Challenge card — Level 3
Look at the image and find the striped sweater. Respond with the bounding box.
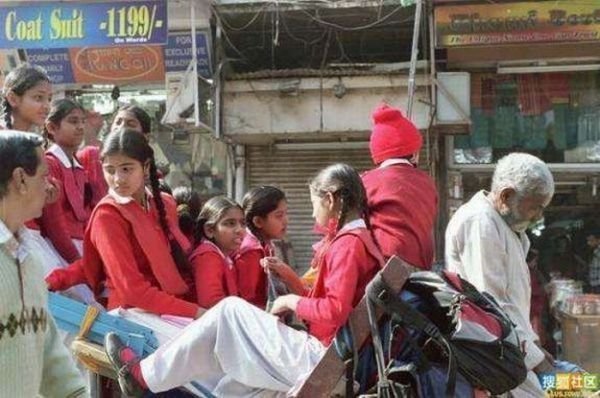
[0,221,87,397]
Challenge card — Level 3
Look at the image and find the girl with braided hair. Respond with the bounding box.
[103,163,384,397]
[0,64,51,131]
[46,128,204,319]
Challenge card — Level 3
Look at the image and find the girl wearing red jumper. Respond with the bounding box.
[191,196,245,309]
[235,185,288,308]
[0,66,65,269]
[46,128,203,319]
[39,99,92,264]
[104,163,383,397]
[77,105,153,209]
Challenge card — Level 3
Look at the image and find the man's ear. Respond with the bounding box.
[499,187,517,205]
[11,167,27,193]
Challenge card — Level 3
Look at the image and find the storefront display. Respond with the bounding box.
[454,71,600,165]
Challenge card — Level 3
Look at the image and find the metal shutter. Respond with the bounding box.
[246,144,373,272]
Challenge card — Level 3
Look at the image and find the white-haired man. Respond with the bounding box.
[445,153,554,397]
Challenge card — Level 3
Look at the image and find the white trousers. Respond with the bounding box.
[140,297,326,397]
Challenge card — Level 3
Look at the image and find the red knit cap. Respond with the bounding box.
[369,103,422,164]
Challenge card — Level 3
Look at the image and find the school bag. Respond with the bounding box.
[360,270,528,397]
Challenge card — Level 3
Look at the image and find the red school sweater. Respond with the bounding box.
[46,192,198,317]
[38,148,91,262]
[295,226,382,346]
[77,146,108,209]
[361,163,438,269]
[233,231,270,308]
[190,240,239,309]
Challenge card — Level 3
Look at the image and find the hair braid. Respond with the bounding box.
[148,159,191,274]
[1,97,13,129]
[336,190,350,233]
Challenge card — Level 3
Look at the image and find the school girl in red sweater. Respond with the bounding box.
[234,185,288,308]
[46,128,203,319]
[191,196,245,309]
[0,64,52,132]
[77,104,153,209]
[105,163,383,397]
[39,99,91,264]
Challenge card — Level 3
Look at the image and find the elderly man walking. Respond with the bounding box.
[0,131,87,397]
[445,153,554,397]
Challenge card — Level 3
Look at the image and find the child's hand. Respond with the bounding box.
[269,294,301,315]
[261,257,293,278]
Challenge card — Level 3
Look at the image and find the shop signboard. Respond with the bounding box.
[69,45,165,84]
[435,1,600,47]
[26,48,74,84]
[164,32,212,78]
[0,0,167,49]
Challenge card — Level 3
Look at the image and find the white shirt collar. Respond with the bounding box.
[0,219,32,262]
[339,218,367,232]
[108,187,153,205]
[48,144,84,169]
[379,158,414,168]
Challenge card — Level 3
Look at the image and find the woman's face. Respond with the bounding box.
[111,110,145,135]
[8,81,52,129]
[102,153,147,200]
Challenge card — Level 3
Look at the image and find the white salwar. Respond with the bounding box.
[139,296,326,397]
[445,191,545,398]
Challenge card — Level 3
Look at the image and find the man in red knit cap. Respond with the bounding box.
[361,103,438,269]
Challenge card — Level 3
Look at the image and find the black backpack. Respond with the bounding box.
[362,270,528,397]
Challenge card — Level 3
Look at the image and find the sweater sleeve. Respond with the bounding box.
[92,206,199,318]
[235,249,268,308]
[296,235,362,326]
[40,315,88,397]
[193,252,229,309]
[45,259,86,291]
[40,158,81,263]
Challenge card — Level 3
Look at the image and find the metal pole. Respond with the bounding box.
[407,0,423,119]
[191,0,200,128]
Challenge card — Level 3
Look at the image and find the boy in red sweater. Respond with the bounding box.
[361,103,438,269]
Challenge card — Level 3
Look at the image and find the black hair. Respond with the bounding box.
[309,163,370,234]
[43,98,85,144]
[173,187,202,239]
[114,104,152,135]
[158,179,172,195]
[100,128,190,274]
[241,186,286,240]
[0,131,44,199]
[194,196,243,245]
[173,186,202,219]
[1,64,50,129]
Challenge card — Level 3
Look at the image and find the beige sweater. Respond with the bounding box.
[0,222,87,397]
